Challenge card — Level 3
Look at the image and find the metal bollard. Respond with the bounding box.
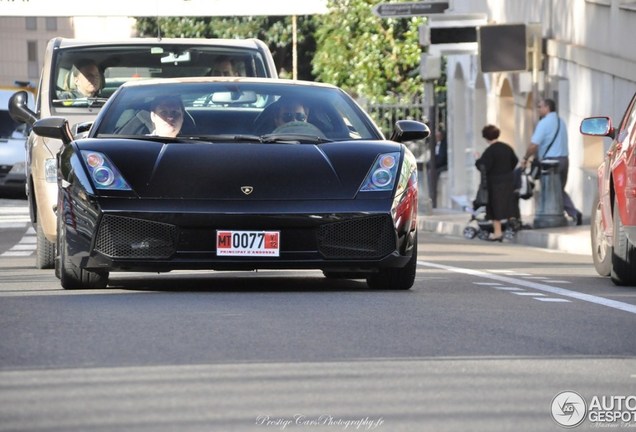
[533,159,568,228]
[417,161,433,215]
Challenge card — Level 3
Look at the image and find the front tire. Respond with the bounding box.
[58,213,108,290]
[591,195,611,276]
[35,222,55,269]
[610,195,636,286]
[367,236,417,290]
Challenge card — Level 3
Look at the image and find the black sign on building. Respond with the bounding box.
[430,27,477,44]
[478,24,528,73]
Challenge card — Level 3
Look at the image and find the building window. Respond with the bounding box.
[45,17,57,31]
[26,17,37,31]
[28,41,39,79]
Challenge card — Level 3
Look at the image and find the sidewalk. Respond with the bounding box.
[418,208,592,256]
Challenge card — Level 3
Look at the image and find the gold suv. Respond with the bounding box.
[9,37,277,268]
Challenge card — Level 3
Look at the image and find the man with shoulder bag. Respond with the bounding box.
[520,98,582,225]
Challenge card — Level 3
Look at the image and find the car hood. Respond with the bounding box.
[0,137,26,165]
[75,139,402,200]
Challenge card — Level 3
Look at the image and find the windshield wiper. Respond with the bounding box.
[178,134,268,143]
[52,97,109,108]
[260,133,333,144]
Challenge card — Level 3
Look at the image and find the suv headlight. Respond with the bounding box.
[45,158,57,183]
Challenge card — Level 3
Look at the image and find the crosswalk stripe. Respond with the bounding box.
[1,251,33,257]
[0,207,30,226]
[0,206,35,257]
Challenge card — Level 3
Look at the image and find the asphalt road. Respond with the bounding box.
[1,198,635,431]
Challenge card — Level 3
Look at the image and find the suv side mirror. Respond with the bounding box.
[8,90,38,126]
[33,117,74,145]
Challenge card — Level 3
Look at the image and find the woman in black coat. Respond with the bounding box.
[475,124,519,241]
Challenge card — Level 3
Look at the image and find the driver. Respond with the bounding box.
[274,101,308,128]
[60,59,103,99]
[149,95,184,137]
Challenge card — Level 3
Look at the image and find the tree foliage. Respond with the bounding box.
[313,0,424,103]
[135,16,316,80]
[135,0,424,102]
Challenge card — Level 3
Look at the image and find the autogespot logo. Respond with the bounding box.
[551,391,587,428]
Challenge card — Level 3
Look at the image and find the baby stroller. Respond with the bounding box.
[462,206,524,241]
[462,165,530,241]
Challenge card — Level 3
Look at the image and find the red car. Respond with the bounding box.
[580,92,636,286]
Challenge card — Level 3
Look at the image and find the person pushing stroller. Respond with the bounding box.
[473,124,519,242]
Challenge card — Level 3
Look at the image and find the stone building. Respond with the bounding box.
[437,0,636,219]
[0,17,135,88]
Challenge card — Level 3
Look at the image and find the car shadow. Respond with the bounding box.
[107,271,376,292]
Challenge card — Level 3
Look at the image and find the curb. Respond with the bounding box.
[418,212,592,256]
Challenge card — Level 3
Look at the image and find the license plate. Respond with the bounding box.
[216,230,280,256]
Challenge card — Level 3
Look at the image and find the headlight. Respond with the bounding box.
[8,162,26,175]
[359,152,400,192]
[45,158,57,183]
[81,151,131,190]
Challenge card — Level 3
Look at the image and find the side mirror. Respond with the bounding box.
[580,116,615,139]
[33,117,74,145]
[8,91,38,126]
[390,120,430,143]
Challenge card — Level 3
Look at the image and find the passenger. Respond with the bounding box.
[212,56,238,77]
[149,95,184,137]
[60,59,103,99]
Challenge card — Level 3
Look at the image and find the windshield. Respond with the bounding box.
[51,44,271,108]
[94,81,382,142]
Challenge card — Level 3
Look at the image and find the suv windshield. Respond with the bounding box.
[51,44,271,108]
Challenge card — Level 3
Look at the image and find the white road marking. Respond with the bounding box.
[535,297,571,303]
[0,210,35,257]
[9,244,34,251]
[0,207,30,226]
[420,260,636,315]
[2,251,33,257]
[512,292,545,296]
[487,270,532,276]
[0,223,28,229]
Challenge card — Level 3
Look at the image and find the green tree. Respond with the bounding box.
[135,2,428,105]
[313,0,424,103]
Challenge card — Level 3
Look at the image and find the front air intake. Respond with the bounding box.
[317,215,396,259]
[95,214,177,259]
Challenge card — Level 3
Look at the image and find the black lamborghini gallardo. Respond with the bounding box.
[10,78,429,289]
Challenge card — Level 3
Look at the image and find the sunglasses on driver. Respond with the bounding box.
[281,112,307,123]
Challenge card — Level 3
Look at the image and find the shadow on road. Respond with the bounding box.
[107,271,377,292]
